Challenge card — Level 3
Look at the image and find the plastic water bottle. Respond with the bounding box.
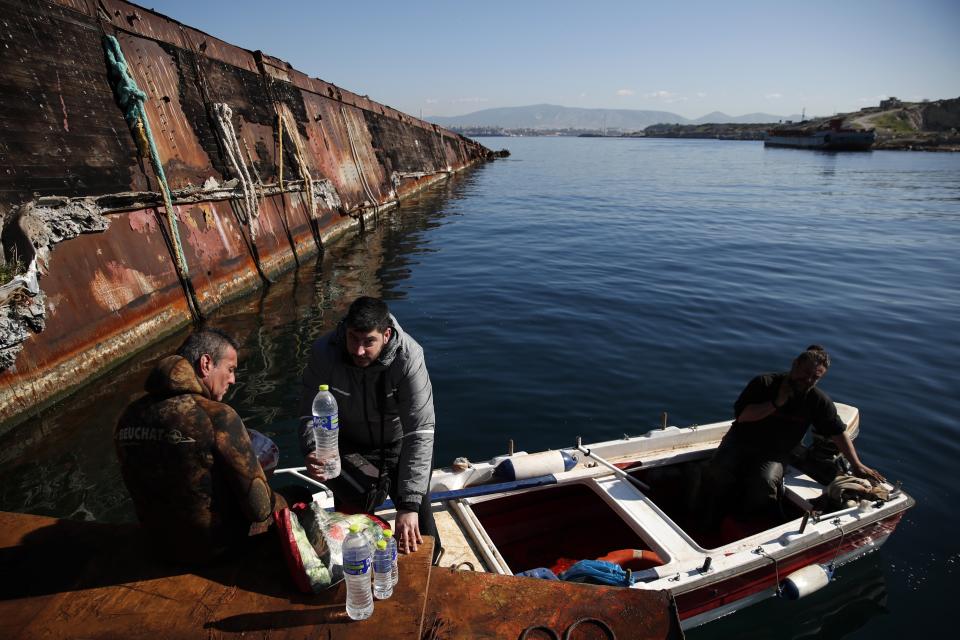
[343,523,374,620]
[373,539,394,600]
[311,384,340,479]
[383,528,399,585]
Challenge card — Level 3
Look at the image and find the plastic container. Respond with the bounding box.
[383,529,399,585]
[373,539,394,600]
[343,523,374,620]
[311,384,340,479]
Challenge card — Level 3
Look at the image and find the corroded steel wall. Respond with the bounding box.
[0,0,492,427]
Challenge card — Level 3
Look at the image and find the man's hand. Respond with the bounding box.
[304,451,333,481]
[851,462,886,485]
[394,510,423,554]
[831,433,886,486]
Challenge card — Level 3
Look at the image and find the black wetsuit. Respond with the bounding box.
[115,355,282,565]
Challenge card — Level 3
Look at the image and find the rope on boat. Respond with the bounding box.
[102,35,203,323]
[276,106,319,223]
[826,518,846,573]
[277,109,285,190]
[753,546,782,597]
[210,102,273,282]
[272,107,321,256]
[212,103,260,236]
[274,103,324,253]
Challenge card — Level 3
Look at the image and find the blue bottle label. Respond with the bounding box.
[374,553,392,572]
[312,415,339,431]
[343,556,371,576]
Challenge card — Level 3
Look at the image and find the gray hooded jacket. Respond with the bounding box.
[298,314,435,510]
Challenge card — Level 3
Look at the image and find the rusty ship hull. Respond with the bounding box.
[0,0,495,429]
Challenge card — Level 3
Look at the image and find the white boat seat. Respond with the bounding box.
[782,467,824,511]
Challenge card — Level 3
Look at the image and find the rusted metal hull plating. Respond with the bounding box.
[0,0,495,428]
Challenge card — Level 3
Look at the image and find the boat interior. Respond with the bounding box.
[462,450,829,576]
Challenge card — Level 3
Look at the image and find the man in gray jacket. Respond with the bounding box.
[299,296,438,559]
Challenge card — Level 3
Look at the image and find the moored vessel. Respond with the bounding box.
[374,403,912,630]
[765,118,875,150]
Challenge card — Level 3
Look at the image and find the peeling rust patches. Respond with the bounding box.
[0,0,495,430]
[128,210,159,235]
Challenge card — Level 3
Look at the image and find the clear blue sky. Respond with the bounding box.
[144,0,959,119]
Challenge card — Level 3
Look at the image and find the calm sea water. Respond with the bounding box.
[2,137,958,638]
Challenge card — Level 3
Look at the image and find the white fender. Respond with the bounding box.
[781,564,832,600]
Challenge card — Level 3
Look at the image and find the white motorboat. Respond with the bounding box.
[388,403,913,630]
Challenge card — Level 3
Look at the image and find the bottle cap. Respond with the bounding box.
[349,523,361,533]
[318,384,329,391]
[377,539,387,550]
[383,529,394,538]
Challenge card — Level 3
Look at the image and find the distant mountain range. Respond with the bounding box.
[426,104,800,130]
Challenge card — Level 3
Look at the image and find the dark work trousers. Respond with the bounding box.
[698,436,785,526]
[325,460,441,564]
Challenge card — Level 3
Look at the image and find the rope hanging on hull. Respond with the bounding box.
[212,102,261,237]
[271,105,325,255]
[102,35,203,323]
[275,106,318,223]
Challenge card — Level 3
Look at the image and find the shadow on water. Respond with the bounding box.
[0,171,481,524]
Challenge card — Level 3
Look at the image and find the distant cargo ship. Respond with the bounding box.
[765,118,875,150]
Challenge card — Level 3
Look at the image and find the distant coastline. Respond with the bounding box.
[452,97,960,152]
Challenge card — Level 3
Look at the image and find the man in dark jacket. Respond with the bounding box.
[702,345,884,523]
[115,328,285,565]
[299,296,437,559]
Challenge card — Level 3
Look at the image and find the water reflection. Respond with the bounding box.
[0,171,478,523]
[689,555,889,639]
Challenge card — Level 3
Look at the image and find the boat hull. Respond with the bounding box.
[764,130,875,151]
[675,509,906,628]
[417,405,914,630]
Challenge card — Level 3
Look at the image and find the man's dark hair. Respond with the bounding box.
[177,328,239,367]
[345,296,392,333]
[795,344,831,369]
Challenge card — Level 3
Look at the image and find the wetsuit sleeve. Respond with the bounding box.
[734,375,773,419]
[213,405,275,523]
[395,342,435,511]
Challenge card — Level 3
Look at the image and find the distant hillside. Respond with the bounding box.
[427,104,795,131]
[852,97,960,150]
[638,96,960,151]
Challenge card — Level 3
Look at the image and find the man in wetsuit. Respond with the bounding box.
[299,296,438,561]
[115,328,286,565]
[702,345,884,523]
